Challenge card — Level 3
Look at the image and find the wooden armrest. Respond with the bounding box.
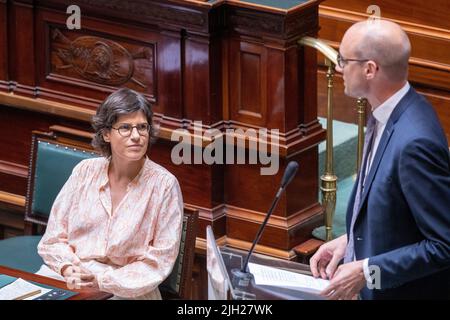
[293,238,324,263]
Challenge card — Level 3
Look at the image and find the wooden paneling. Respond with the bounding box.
[318,10,450,90]
[0,0,7,90]
[225,149,319,217]
[40,0,214,33]
[8,0,36,96]
[317,70,450,143]
[265,45,287,131]
[0,192,25,239]
[300,45,321,128]
[224,148,323,250]
[229,40,267,126]
[0,106,90,165]
[321,0,450,30]
[0,161,27,196]
[183,34,222,124]
[0,105,93,197]
[156,32,183,119]
[317,0,450,143]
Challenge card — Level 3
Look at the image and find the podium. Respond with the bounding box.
[222,247,323,300]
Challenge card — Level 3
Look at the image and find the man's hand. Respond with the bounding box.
[320,260,366,300]
[310,235,347,280]
[62,265,98,290]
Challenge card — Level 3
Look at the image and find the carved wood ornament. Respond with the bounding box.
[52,28,151,89]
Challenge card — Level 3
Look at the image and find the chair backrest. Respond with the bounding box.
[159,207,198,299]
[24,132,99,234]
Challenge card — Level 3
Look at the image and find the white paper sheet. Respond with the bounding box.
[248,262,330,294]
[0,278,51,300]
[35,264,65,281]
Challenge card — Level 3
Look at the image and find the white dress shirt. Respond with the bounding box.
[361,82,410,283]
[366,82,411,175]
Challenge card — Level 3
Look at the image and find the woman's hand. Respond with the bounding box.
[62,265,98,290]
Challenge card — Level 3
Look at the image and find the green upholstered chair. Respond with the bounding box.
[24,132,100,236]
[159,207,198,299]
[0,131,199,299]
[0,132,98,273]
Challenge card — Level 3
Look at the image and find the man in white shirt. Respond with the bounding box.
[309,20,450,299]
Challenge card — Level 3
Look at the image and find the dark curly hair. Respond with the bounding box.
[92,88,156,157]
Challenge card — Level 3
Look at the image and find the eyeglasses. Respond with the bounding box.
[337,52,370,68]
[110,123,150,137]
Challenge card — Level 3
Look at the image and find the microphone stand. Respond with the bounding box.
[231,161,299,288]
[231,186,284,287]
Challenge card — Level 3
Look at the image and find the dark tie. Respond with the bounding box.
[344,114,377,263]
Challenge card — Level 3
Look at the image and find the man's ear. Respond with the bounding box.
[102,129,111,143]
[365,61,378,80]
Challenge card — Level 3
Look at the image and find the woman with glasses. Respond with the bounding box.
[38,88,183,300]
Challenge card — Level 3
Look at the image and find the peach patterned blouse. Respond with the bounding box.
[37,157,183,299]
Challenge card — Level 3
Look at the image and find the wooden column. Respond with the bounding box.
[223,3,325,257]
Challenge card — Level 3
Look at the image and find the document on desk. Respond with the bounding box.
[0,278,51,300]
[248,263,330,294]
[35,264,65,281]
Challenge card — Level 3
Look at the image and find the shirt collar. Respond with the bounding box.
[372,82,410,125]
[98,156,149,190]
[129,156,149,186]
[99,158,110,189]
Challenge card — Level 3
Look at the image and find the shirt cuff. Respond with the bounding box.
[96,271,109,293]
[58,263,73,276]
[363,258,372,283]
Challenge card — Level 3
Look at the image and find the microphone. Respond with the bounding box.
[231,161,299,288]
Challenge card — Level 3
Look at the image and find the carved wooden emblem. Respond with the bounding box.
[51,28,154,91]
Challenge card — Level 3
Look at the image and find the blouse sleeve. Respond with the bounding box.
[37,162,85,275]
[96,176,184,298]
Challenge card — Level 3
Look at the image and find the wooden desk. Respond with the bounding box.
[0,266,112,300]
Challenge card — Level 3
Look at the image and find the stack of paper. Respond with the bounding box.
[0,278,51,300]
[248,262,330,294]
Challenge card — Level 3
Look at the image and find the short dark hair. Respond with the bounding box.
[92,88,155,157]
